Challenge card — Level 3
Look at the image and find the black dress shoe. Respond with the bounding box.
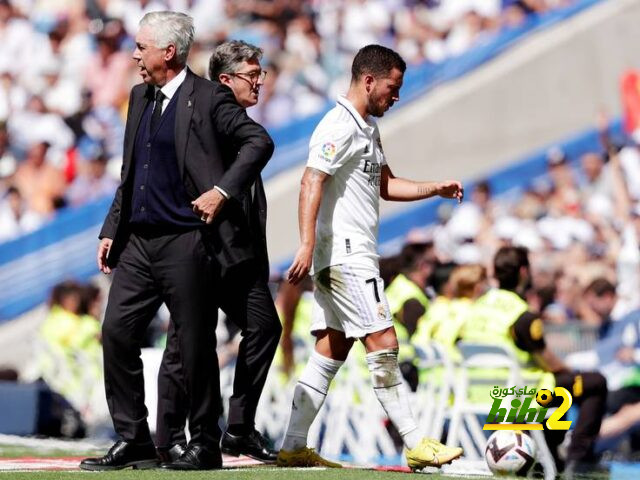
[157,443,186,463]
[80,440,158,471]
[221,429,277,463]
[161,443,222,470]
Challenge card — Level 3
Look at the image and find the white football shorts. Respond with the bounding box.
[311,264,392,339]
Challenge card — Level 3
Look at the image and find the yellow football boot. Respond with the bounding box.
[405,438,463,470]
[276,447,342,468]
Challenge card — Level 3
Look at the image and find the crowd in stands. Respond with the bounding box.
[421,117,640,329]
[0,0,576,244]
[8,0,640,462]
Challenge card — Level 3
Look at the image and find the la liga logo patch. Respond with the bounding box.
[320,142,337,160]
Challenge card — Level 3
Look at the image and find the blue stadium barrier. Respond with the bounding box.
[0,197,111,321]
[262,0,605,181]
[0,381,40,435]
[0,0,610,322]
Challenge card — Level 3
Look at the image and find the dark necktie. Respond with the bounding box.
[150,89,165,132]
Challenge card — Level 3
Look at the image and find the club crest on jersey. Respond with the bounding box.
[320,142,337,161]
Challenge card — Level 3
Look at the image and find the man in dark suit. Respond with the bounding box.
[156,40,281,464]
[79,12,273,471]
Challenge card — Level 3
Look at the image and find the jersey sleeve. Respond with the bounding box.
[307,123,354,175]
[511,311,546,353]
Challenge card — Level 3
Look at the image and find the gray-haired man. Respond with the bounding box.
[156,40,281,465]
[81,15,274,471]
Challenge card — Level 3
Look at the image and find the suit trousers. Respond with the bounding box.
[102,228,221,448]
[155,260,282,448]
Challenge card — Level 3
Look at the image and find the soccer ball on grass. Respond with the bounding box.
[484,430,536,476]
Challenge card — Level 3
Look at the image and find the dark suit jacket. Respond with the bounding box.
[248,175,269,282]
[209,81,270,282]
[100,69,274,270]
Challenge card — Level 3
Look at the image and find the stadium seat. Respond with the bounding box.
[448,342,557,480]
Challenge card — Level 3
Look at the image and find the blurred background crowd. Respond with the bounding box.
[3,0,640,466]
[0,0,574,243]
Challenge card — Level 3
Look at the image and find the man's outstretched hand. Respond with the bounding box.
[436,180,464,203]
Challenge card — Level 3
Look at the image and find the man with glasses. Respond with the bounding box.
[156,40,280,466]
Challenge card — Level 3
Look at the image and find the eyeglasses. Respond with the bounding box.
[230,69,268,84]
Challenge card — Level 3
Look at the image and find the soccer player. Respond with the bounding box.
[279,44,464,470]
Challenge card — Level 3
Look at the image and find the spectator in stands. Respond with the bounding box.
[0,0,575,242]
[579,152,612,200]
[545,146,581,218]
[0,122,16,180]
[0,185,42,243]
[11,141,66,214]
[542,269,579,325]
[66,146,118,206]
[8,94,74,159]
[40,57,83,119]
[460,246,608,474]
[84,19,133,110]
[581,277,617,338]
[594,306,640,456]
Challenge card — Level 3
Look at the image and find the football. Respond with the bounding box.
[484,430,537,476]
[536,389,554,407]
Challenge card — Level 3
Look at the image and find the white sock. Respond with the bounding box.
[366,348,421,450]
[281,350,343,451]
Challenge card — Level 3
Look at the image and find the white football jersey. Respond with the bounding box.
[306,95,387,274]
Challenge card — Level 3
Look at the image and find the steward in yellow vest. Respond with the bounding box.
[461,246,607,473]
[412,264,485,393]
[385,242,436,390]
[419,264,487,362]
[386,273,429,361]
[463,287,555,390]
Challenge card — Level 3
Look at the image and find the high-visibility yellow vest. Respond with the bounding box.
[412,295,451,348]
[461,288,554,398]
[386,273,430,320]
[428,297,473,363]
[411,296,462,388]
[385,274,430,363]
[37,306,103,407]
